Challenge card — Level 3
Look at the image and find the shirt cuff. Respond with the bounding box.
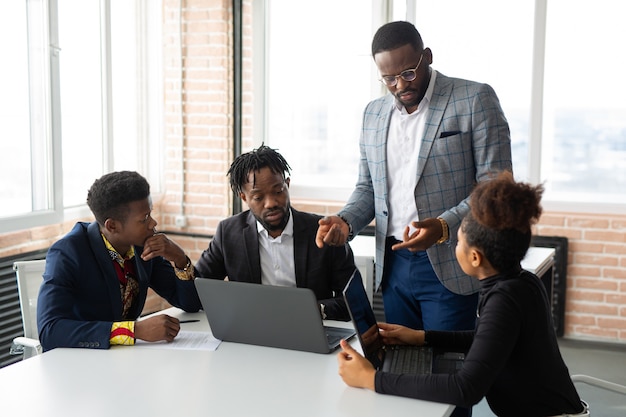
[110,321,135,345]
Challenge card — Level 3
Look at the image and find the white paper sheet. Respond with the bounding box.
[135,330,222,351]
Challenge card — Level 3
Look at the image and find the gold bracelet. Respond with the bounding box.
[435,217,449,245]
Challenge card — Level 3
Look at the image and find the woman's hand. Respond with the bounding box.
[378,322,425,346]
[337,340,376,390]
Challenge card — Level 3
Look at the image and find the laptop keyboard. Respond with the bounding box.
[326,332,342,346]
[389,346,433,375]
[325,326,355,347]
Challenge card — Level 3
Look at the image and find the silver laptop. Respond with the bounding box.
[342,270,465,374]
[194,278,355,354]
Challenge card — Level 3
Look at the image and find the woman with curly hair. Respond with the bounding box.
[337,171,587,416]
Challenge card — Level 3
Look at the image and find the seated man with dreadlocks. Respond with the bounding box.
[194,144,356,321]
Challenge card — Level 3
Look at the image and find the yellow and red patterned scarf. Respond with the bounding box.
[102,234,140,319]
[102,234,139,346]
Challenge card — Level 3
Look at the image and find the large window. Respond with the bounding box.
[407,0,534,183]
[255,0,381,201]
[542,0,626,206]
[257,0,532,201]
[58,0,105,207]
[257,0,625,212]
[0,0,163,233]
[0,1,51,220]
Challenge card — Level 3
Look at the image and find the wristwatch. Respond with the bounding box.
[435,217,449,245]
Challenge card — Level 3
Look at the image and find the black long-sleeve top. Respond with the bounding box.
[374,269,583,416]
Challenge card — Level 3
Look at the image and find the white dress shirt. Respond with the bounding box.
[386,70,438,240]
[257,209,297,287]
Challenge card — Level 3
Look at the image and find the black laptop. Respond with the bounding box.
[342,270,465,374]
[195,278,355,354]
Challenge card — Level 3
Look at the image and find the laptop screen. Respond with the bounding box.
[342,271,385,369]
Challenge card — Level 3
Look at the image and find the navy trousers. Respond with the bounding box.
[381,238,478,331]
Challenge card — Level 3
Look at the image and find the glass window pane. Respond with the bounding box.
[0,1,51,218]
[409,0,534,182]
[58,0,104,207]
[543,0,626,203]
[265,0,376,190]
[0,2,32,217]
[111,0,139,172]
[111,0,162,192]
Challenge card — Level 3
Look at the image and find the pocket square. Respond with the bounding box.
[439,130,462,138]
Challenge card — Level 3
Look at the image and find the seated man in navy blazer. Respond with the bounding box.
[194,145,356,321]
[37,171,202,351]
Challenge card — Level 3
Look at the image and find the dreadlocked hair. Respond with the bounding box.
[227,144,292,194]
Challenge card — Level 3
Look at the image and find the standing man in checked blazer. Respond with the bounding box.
[316,21,512,333]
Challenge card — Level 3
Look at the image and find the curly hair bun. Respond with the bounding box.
[470,171,544,233]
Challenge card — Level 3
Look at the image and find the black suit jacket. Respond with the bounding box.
[194,208,356,320]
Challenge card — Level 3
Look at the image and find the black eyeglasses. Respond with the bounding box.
[379,54,424,87]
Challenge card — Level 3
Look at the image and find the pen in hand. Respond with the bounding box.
[179,319,200,324]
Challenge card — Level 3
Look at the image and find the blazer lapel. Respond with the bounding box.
[244,212,262,284]
[87,222,124,319]
[130,251,149,317]
[291,209,309,288]
[417,73,452,180]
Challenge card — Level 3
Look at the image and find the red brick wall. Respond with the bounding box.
[535,212,626,341]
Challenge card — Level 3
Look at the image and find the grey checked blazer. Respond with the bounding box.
[339,72,512,295]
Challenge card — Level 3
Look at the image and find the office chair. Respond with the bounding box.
[571,374,626,395]
[9,259,46,359]
[571,374,626,416]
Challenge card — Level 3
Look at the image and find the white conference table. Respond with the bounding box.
[351,235,555,277]
[0,308,453,417]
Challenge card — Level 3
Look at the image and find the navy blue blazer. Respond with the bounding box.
[194,208,356,321]
[37,222,202,351]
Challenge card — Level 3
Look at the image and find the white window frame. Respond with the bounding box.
[0,0,163,233]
